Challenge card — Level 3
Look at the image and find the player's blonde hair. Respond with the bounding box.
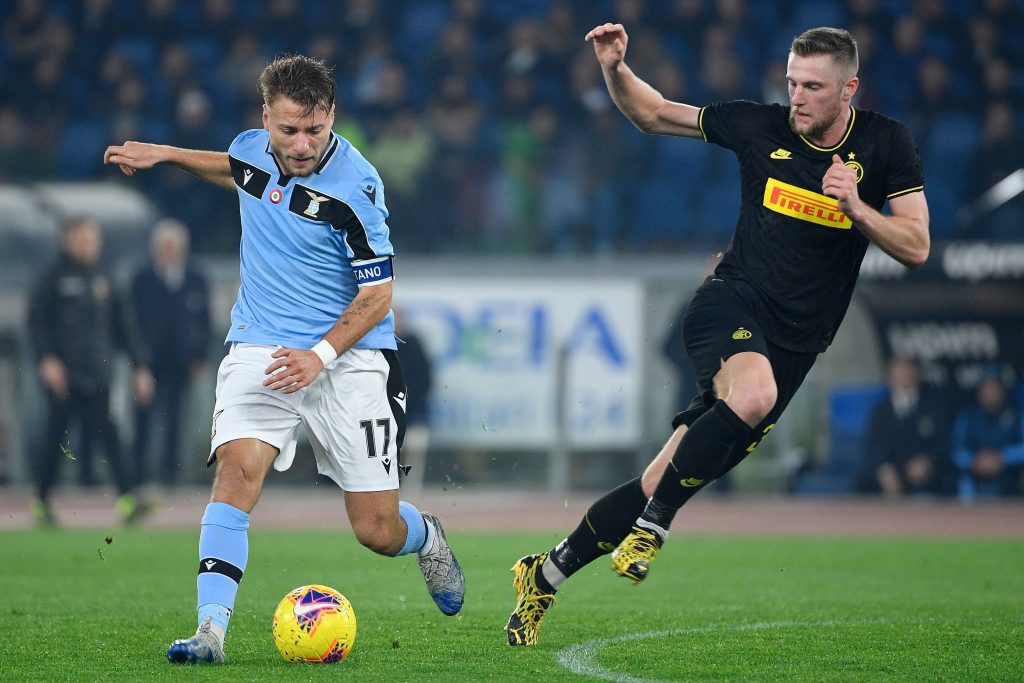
[791,27,859,81]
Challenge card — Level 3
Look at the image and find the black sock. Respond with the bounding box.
[642,400,750,529]
[549,477,648,583]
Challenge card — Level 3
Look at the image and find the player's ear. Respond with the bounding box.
[262,104,270,131]
[843,76,859,102]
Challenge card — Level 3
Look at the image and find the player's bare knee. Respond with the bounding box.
[726,383,777,426]
[351,518,402,555]
[211,464,258,507]
[223,458,260,488]
[354,528,399,555]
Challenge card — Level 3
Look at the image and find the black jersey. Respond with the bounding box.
[699,101,924,352]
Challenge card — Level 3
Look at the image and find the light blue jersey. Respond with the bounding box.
[225,129,396,350]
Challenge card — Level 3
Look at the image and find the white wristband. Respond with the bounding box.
[311,340,337,367]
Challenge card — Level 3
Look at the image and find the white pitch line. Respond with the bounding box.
[555,619,881,683]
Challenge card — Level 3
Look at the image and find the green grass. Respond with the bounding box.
[0,530,1021,681]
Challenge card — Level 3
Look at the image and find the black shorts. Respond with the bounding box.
[671,277,817,446]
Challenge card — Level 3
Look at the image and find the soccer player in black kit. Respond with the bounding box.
[506,24,930,645]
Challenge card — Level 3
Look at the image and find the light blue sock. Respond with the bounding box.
[395,501,427,556]
[196,502,250,632]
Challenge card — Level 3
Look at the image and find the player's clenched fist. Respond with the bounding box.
[822,153,862,218]
[103,141,167,176]
[585,23,628,68]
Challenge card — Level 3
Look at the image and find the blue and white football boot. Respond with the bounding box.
[417,513,465,616]
[167,618,225,664]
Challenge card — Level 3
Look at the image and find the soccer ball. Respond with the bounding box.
[272,584,357,663]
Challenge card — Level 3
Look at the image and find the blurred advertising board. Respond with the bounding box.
[396,279,643,449]
[859,242,1024,389]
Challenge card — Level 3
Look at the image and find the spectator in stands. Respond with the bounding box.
[7,0,1019,250]
[951,368,1024,501]
[27,217,155,526]
[0,107,32,181]
[131,218,211,487]
[367,108,433,250]
[422,74,489,250]
[855,356,953,497]
[534,104,589,254]
[907,56,955,143]
[981,56,1022,108]
[3,0,65,71]
[965,101,1024,239]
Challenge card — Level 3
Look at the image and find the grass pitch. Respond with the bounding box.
[0,529,1021,681]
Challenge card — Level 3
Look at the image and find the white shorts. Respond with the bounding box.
[209,343,406,492]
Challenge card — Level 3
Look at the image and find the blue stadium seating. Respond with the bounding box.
[922,114,981,237]
[56,120,110,181]
[792,384,887,495]
[6,0,1016,251]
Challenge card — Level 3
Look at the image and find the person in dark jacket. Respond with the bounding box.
[855,356,954,496]
[952,369,1024,501]
[131,218,211,486]
[394,308,433,493]
[27,217,155,525]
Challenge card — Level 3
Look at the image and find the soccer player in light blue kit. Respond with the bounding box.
[104,55,464,664]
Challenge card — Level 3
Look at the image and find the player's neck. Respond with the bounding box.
[805,105,852,148]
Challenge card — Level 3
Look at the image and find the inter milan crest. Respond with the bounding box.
[845,152,864,183]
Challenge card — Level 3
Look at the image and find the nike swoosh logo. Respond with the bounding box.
[293,602,333,617]
[769,150,792,160]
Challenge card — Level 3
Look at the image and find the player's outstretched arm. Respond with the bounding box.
[822,154,930,269]
[103,141,235,191]
[585,23,702,139]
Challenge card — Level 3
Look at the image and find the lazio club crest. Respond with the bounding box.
[303,190,330,217]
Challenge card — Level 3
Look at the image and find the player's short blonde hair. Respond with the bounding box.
[791,27,859,81]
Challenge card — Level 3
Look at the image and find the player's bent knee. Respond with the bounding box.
[352,525,400,555]
[211,467,262,512]
[727,384,777,426]
[350,514,403,555]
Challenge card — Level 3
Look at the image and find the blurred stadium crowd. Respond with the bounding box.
[2,0,1022,254]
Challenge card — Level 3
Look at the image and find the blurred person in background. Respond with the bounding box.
[27,217,155,526]
[366,108,433,251]
[105,54,463,665]
[855,356,953,497]
[393,308,434,495]
[952,368,1024,501]
[507,23,930,646]
[131,218,212,487]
